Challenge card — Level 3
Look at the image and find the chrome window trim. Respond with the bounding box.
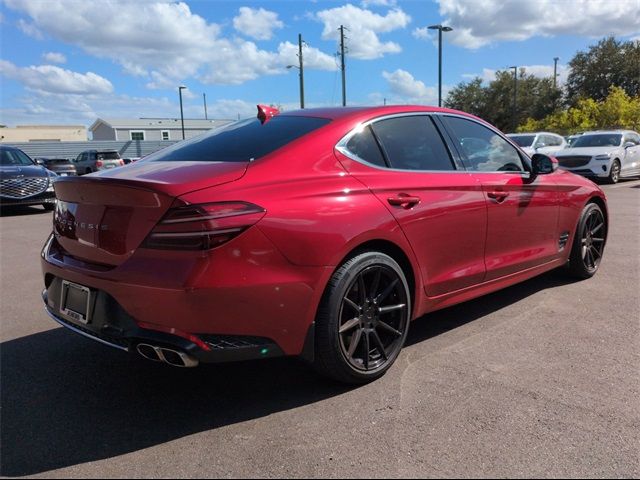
[335,111,531,177]
[334,112,461,174]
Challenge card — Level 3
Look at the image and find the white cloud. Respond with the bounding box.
[0,60,113,95]
[17,18,42,39]
[438,0,640,49]
[276,41,338,71]
[42,52,66,64]
[233,7,283,41]
[382,69,439,105]
[4,0,335,88]
[360,0,397,7]
[412,27,434,41]
[315,4,411,60]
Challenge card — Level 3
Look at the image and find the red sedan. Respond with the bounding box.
[41,106,608,383]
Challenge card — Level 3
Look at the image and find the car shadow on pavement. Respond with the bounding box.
[0,205,53,217]
[0,271,574,477]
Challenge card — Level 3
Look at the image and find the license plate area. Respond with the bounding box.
[60,280,92,325]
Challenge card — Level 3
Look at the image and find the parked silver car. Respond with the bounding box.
[554,130,640,183]
[73,149,125,175]
[507,132,567,156]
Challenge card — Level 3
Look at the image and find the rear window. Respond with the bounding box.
[572,134,622,148]
[146,116,331,163]
[97,151,121,160]
[508,135,535,147]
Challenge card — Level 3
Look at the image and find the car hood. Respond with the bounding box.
[555,146,620,157]
[0,164,49,180]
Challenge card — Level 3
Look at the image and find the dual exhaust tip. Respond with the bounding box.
[136,343,199,368]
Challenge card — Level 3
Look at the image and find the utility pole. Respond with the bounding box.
[428,25,453,107]
[340,25,346,107]
[509,66,517,132]
[178,86,186,140]
[203,93,208,120]
[553,57,559,90]
[298,34,305,109]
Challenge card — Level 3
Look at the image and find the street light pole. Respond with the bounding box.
[178,86,186,140]
[428,24,453,107]
[509,66,517,131]
[553,57,559,90]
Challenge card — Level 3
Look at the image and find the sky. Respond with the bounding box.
[0,0,638,126]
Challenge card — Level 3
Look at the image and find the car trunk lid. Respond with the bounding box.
[53,161,248,266]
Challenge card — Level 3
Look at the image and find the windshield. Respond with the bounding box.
[572,134,622,148]
[508,135,536,147]
[0,148,35,166]
[145,116,331,163]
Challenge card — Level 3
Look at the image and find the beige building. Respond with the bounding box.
[0,125,88,142]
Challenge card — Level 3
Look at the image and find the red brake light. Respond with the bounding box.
[119,159,125,166]
[142,202,266,250]
[96,160,104,167]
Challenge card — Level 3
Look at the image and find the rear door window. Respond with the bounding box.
[146,116,331,163]
[370,116,455,171]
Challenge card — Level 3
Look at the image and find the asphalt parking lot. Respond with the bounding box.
[1,180,639,478]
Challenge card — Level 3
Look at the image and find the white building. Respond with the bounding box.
[90,117,233,141]
[0,125,87,142]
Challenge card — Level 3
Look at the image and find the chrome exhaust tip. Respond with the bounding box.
[136,343,199,368]
[137,343,162,362]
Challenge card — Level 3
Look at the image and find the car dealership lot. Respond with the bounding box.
[1,180,639,478]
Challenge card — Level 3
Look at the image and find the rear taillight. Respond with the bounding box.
[118,159,125,166]
[142,201,266,250]
[96,160,104,167]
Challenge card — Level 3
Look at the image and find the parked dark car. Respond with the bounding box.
[35,157,77,176]
[1,146,57,210]
[73,149,125,175]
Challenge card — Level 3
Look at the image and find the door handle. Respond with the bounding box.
[487,191,510,203]
[387,194,421,209]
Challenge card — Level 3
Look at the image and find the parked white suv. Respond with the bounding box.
[554,130,640,183]
[507,132,567,156]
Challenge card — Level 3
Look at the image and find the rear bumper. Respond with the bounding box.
[41,227,331,359]
[42,286,285,363]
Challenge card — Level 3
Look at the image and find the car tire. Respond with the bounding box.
[606,160,621,184]
[85,168,92,175]
[566,202,607,279]
[42,203,55,211]
[313,251,411,384]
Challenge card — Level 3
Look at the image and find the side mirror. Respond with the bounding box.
[531,153,558,175]
[624,142,635,149]
[534,143,546,150]
[35,158,45,165]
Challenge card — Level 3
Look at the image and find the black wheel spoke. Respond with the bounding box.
[340,317,360,334]
[348,328,362,357]
[375,278,399,303]
[369,269,382,300]
[371,331,387,360]
[591,223,604,235]
[343,297,360,313]
[592,237,605,243]
[358,274,367,304]
[590,246,601,260]
[362,331,370,369]
[378,303,406,314]
[377,320,402,337]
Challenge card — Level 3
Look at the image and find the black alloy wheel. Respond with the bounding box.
[314,252,411,384]
[566,202,607,279]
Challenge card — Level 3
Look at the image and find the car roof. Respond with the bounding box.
[281,105,478,122]
[580,130,634,135]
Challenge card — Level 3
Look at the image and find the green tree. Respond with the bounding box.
[566,37,640,105]
[445,69,560,131]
